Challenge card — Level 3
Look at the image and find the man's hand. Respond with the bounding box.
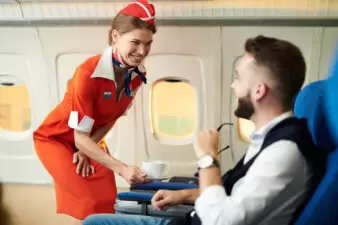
[151,190,184,211]
[193,129,219,158]
[73,151,95,178]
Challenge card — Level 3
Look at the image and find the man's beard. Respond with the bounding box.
[234,94,254,120]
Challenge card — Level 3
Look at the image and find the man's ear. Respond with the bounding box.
[253,83,268,101]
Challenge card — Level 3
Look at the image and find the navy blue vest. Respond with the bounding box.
[168,117,326,225]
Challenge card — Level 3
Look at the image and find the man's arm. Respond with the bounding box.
[193,129,223,193]
[195,140,309,225]
[180,188,199,205]
[151,188,199,210]
[198,166,222,193]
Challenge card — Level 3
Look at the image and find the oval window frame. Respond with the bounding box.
[149,76,199,145]
[0,74,33,141]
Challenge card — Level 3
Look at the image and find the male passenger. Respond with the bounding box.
[83,35,325,225]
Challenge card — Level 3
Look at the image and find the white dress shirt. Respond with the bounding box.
[195,112,312,225]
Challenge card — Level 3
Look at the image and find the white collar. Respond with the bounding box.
[249,111,293,141]
[90,46,147,81]
[91,46,116,81]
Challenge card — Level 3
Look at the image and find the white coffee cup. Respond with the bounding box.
[142,161,167,178]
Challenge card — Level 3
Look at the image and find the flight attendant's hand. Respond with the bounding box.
[120,165,149,185]
[73,151,95,178]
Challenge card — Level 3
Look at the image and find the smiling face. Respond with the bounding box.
[231,54,256,120]
[112,28,153,66]
[108,14,156,67]
[231,35,307,122]
[231,53,271,120]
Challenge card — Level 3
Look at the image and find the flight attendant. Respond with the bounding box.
[33,0,156,223]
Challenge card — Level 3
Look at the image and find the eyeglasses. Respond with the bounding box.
[216,122,233,155]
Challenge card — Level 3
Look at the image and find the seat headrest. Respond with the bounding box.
[322,43,338,146]
[294,80,335,152]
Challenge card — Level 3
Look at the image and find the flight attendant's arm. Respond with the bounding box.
[90,121,115,144]
[75,130,147,184]
[69,66,147,184]
[74,130,126,174]
[73,121,116,177]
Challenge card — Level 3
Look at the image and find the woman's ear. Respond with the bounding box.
[111,29,119,44]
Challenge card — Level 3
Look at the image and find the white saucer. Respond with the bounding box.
[148,176,169,181]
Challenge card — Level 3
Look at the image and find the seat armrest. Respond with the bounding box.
[169,176,198,185]
[117,191,195,207]
[131,181,198,191]
[117,192,154,203]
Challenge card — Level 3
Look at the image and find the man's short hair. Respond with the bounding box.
[244,35,306,109]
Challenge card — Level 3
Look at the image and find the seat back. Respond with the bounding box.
[294,49,338,224]
[294,80,334,152]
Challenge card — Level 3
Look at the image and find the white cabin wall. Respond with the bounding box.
[4,25,336,186]
[0,27,53,184]
[136,26,222,178]
[319,28,338,80]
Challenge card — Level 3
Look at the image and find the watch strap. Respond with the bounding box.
[197,155,220,170]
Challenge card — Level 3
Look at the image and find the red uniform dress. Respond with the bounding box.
[33,0,155,219]
[33,46,146,219]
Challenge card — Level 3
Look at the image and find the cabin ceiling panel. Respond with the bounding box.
[0,0,338,22]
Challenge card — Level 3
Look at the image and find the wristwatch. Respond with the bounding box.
[197,154,220,169]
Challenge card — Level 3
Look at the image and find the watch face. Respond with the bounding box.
[198,155,213,168]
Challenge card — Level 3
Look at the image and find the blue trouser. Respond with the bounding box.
[83,214,171,225]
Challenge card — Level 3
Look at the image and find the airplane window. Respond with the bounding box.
[238,118,255,143]
[150,78,197,142]
[0,75,31,132]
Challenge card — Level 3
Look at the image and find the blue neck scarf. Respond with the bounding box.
[112,56,147,98]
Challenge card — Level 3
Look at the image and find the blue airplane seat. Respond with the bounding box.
[325,76,338,147]
[293,74,338,223]
[117,181,198,203]
[294,80,335,152]
[324,40,338,145]
[130,181,198,192]
[115,178,198,217]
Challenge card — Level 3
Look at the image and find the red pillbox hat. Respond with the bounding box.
[119,0,156,25]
